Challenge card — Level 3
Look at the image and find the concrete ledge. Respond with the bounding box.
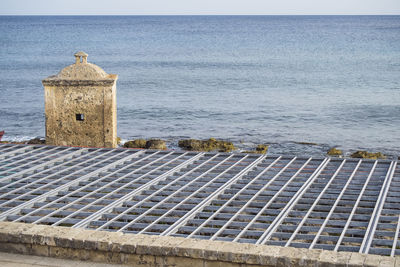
[0,222,398,267]
[0,251,126,266]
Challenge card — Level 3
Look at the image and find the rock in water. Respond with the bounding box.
[255,144,268,154]
[178,138,235,152]
[123,139,147,148]
[242,144,269,154]
[27,138,45,144]
[327,148,343,156]
[145,139,167,150]
[351,150,386,159]
[178,139,202,150]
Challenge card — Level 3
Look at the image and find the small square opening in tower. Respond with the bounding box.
[76,114,84,121]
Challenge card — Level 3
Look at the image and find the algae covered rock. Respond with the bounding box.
[123,139,167,150]
[123,139,147,148]
[351,150,386,160]
[327,148,343,157]
[242,144,269,154]
[255,144,268,154]
[0,141,26,144]
[178,138,235,152]
[178,139,202,151]
[146,139,167,150]
[27,138,45,144]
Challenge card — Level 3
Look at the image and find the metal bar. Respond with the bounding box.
[231,157,312,242]
[0,145,15,154]
[0,148,107,200]
[113,153,239,233]
[16,150,157,223]
[0,147,74,176]
[96,153,222,231]
[0,145,33,160]
[0,148,126,215]
[36,151,173,226]
[0,149,136,220]
[334,161,378,251]
[199,156,287,240]
[284,159,348,247]
[161,154,267,237]
[257,158,330,245]
[1,143,399,257]
[72,152,205,228]
[0,145,60,171]
[391,215,400,257]
[0,144,17,152]
[0,143,14,149]
[0,145,50,165]
[0,146,60,173]
[308,160,363,249]
[360,161,397,254]
[0,147,91,188]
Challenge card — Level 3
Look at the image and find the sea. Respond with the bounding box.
[0,15,399,158]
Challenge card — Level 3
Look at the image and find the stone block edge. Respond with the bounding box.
[0,221,395,267]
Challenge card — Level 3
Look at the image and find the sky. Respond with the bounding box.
[1,0,399,15]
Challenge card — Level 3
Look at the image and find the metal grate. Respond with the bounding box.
[0,143,399,256]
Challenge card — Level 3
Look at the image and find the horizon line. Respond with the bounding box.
[1,14,399,16]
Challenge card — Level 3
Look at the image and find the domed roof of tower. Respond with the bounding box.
[54,52,111,80]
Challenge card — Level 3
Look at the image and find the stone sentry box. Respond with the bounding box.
[42,52,118,148]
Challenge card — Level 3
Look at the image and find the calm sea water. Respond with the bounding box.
[0,16,399,157]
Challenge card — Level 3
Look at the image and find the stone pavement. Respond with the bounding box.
[0,252,124,267]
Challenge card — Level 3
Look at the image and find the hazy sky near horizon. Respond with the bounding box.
[1,0,399,15]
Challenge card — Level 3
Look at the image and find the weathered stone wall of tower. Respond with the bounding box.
[42,52,118,148]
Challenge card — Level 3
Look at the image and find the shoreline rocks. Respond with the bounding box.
[178,138,236,152]
[327,148,343,157]
[350,150,386,160]
[146,139,167,150]
[243,144,269,154]
[123,139,166,150]
[27,138,46,145]
[123,139,147,149]
[0,138,45,145]
[0,136,395,160]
